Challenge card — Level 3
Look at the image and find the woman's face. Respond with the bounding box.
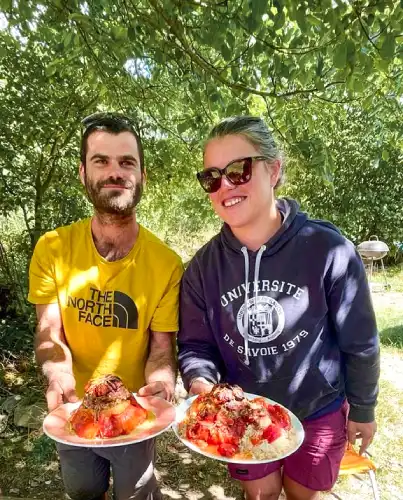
[203,135,280,230]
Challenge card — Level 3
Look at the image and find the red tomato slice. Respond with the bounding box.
[262,424,282,443]
[70,408,100,439]
[267,405,291,430]
[113,403,148,434]
[217,443,238,457]
[98,413,121,438]
[208,425,240,446]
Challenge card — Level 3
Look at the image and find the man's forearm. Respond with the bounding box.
[35,326,74,380]
[144,349,177,394]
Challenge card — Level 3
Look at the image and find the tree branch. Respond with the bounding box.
[147,0,346,100]
[354,7,380,53]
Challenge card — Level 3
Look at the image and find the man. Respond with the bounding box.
[29,112,183,500]
[178,116,379,500]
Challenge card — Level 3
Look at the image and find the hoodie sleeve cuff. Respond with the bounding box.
[348,405,376,423]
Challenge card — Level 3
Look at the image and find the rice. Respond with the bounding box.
[239,424,298,460]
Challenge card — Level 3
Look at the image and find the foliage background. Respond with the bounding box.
[0,0,402,340]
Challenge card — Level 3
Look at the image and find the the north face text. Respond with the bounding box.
[67,287,138,329]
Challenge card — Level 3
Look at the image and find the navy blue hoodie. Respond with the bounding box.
[178,198,380,422]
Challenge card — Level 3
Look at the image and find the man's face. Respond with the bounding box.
[203,135,280,229]
[80,131,144,216]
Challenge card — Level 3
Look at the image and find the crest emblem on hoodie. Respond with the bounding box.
[236,296,285,343]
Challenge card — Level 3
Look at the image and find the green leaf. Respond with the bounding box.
[296,8,307,32]
[247,14,259,32]
[333,43,347,69]
[231,66,239,81]
[72,34,81,47]
[111,26,128,41]
[226,102,241,115]
[324,9,336,27]
[366,14,375,26]
[362,95,374,110]
[315,78,325,91]
[382,150,390,161]
[274,10,285,30]
[379,33,396,60]
[252,0,268,20]
[68,12,91,26]
[307,14,321,28]
[45,61,59,77]
[177,122,188,134]
[347,76,363,93]
[316,55,324,77]
[346,40,356,67]
[226,32,236,49]
[193,92,202,106]
[221,42,232,62]
[210,91,221,103]
[63,32,73,49]
[128,26,137,41]
[0,0,12,10]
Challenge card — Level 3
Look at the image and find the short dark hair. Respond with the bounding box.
[80,112,144,171]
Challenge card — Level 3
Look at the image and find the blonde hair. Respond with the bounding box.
[205,116,285,189]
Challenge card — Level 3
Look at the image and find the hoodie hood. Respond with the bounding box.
[220,198,308,257]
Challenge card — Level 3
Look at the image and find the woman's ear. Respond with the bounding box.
[269,160,282,187]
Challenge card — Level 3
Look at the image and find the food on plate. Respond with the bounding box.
[69,375,148,439]
[179,383,298,459]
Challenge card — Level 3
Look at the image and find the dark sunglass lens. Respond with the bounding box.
[226,158,252,185]
[198,170,222,193]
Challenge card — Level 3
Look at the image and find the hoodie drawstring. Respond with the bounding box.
[241,245,266,366]
[241,247,249,365]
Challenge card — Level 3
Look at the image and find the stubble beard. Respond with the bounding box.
[84,174,143,218]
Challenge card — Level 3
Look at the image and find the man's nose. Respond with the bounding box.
[109,160,124,177]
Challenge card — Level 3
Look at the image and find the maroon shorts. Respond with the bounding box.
[228,402,348,491]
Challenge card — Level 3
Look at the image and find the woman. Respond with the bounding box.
[177,116,379,500]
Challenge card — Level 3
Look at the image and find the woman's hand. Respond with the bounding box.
[189,377,214,396]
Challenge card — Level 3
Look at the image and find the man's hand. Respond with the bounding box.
[189,378,214,396]
[138,381,173,401]
[46,372,79,412]
[347,419,377,455]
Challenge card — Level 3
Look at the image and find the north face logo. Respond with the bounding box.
[112,291,138,329]
[67,287,138,329]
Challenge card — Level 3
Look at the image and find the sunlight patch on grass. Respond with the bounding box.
[208,484,237,499]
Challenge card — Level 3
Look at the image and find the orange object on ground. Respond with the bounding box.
[338,443,379,500]
[339,443,376,475]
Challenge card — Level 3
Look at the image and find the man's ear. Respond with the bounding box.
[142,168,147,187]
[79,163,86,187]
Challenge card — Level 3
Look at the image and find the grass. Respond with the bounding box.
[370,263,403,292]
[0,267,402,500]
[371,266,403,349]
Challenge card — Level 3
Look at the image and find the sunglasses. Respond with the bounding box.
[197,156,268,194]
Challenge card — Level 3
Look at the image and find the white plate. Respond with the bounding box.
[43,394,175,448]
[173,392,305,464]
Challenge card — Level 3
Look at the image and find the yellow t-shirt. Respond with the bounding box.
[28,218,183,397]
